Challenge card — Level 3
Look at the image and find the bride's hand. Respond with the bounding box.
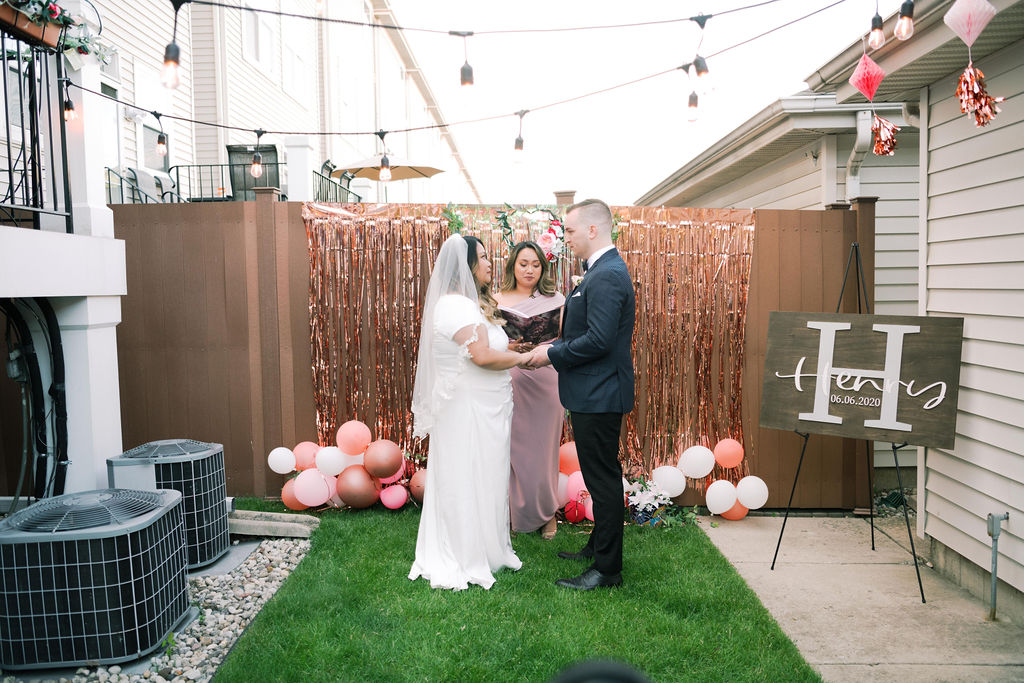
[516,353,534,369]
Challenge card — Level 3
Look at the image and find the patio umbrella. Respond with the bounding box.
[331,154,444,181]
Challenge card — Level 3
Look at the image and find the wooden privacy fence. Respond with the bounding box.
[111,191,874,508]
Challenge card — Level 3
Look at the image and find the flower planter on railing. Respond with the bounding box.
[0,3,66,49]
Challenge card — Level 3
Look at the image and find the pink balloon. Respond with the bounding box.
[379,458,406,485]
[293,469,331,507]
[336,420,372,455]
[293,441,319,471]
[380,484,409,510]
[714,438,744,469]
[566,471,587,503]
[322,475,340,508]
[584,496,595,522]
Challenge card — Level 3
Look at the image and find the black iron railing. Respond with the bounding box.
[0,36,72,231]
[168,162,285,202]
[313,169,360,203]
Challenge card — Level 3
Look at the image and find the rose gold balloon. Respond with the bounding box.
[281,479,308,511]
[409,469,426,503]
[364,439,404,478]
[336,464,379,509]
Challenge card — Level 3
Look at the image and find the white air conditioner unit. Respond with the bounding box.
[108,439,230,569]
[0,489,190,670]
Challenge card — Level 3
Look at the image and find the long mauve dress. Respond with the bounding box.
[502,292,565,533]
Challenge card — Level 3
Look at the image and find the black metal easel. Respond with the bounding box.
[769,242,926,603]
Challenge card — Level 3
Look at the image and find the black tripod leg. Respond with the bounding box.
[867,438,875,551]
[892,442,926,603]
[772,431,810,571]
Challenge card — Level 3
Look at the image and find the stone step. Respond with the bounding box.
[228,509,320,538]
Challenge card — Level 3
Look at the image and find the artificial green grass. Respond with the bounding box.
[215,501,820,683]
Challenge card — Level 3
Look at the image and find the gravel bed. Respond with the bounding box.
[3,538,309,683]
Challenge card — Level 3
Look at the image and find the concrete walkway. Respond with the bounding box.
[704,515,1024,683]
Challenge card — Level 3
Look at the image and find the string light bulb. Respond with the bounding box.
[156,133,168,157]
[250,129,265,179]
[451,31,474,86]
[162,42,181,89]
[894,0,915,40]
[688,91,699,122]
[379,154,392,182]
[868,12,885,49]
[62,97,75,122]
[514,109,527,151]
[692,56,710,81]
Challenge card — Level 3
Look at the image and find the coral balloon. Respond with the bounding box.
[336,420,372,455]
[337,464,379,509]
[714,438,744,469]
[721,500,749,521]
[281,479,307,511]
[380,484,409,510]
[584,496,595,522]
[736,476,769,510]
[705,480,738,515]
[556,473,570,507]
[267,447,296,474]
[409,469,427,503]
[652,466,686,498]
[315,446,346,477]
[564,499,585,523]
[293,441,319,471]
[678,445,715,479]
[566,470,587,503]
[293,469,331,507]
[558,441,580,474]
[379,458,407,485]
[364,439,403,478]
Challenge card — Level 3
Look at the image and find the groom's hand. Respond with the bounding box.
[528,345,552,368]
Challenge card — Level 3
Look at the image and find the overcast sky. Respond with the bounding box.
[386,0,903,205]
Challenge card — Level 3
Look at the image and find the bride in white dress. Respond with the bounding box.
[409,234,530,590]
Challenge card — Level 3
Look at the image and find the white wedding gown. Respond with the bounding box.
[409,295,522,590]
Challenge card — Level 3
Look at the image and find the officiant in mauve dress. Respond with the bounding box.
[496,241,565,539]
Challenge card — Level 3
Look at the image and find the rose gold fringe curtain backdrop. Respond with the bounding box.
[302,203,754,484]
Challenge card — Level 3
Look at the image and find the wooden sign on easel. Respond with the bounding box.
[760,312,964,449]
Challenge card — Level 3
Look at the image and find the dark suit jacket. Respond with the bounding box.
[548,248,636,413]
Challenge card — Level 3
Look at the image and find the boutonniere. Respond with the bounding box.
[571,274,585,288]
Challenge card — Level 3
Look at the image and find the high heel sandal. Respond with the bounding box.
[541,517,558,540]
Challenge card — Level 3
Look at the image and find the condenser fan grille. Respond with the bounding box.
[5,491,165,532]
[123,439,212,459]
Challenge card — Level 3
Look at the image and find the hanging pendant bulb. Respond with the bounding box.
[513,110,527,152]
[868,13,886,49]
[156,133,168,157]
[451,32,475,86]
[460,61,474,86]
[250,151,263,178]
[687,91,699,122]
[63,97,76,122]
[692,56,710,85]
[162,42,181,89]
[514,135,524,151]
[379,154,392,182]
[894,0,915,40]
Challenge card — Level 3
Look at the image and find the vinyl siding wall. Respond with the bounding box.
[921,38,1024,593]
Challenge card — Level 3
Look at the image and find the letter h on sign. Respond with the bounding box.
[798,321,920,431]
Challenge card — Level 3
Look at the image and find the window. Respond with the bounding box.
[4,64,33,130]
[242,1,276,70]
[142,125,168,173]
[282,16,313,99]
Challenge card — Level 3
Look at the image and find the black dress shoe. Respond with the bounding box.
[557,549,594,561]
[555,568,623,591]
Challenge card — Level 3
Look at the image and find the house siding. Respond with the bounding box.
[922,38,1024,593]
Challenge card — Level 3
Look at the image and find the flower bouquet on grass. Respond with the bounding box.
[625,479,673,527]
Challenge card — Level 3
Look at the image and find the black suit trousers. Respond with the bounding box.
[570,411,625,575]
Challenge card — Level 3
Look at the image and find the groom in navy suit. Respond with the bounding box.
[529,198,636,590]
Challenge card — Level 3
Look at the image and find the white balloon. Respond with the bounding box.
[705,480,737,515]
[679,445,716,479]
[556,473,570,507]
[340,451,364,472]
[315,446,346,476]
[267,446,296,474]
[736,476,769,510]
[652,465,686,498]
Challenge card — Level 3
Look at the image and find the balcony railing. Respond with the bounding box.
[313,169,361,203]
[167,163,285,202]
[105,167,160,204]
[0,37,72,231]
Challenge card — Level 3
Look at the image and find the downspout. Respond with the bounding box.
[987,512,1010,621]
[845,110,873,201]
